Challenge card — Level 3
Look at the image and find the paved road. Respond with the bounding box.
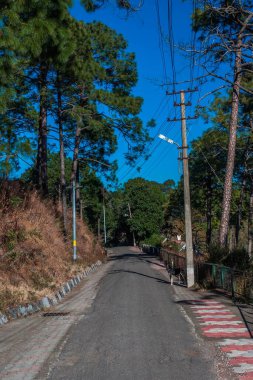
[43,247,216,380]
[0,246,219,380]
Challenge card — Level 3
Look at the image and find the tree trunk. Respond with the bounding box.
[206,172,212,246]
[235,134,251,246]
[229,225,236,252]
[235,172,247,247]
[219,40,242,246]
[57,74,67,236]
[248,181,253,257]
[37,64,48,196]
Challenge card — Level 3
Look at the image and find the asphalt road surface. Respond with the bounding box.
[41,246,217,380]
[0,247,219,380]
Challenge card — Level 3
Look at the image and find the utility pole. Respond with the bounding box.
[167,88,197,287]
[72,179,77,261]
[180,91,194,287]
[128,202,136,247]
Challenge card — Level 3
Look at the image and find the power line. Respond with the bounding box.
[167,0,176,93]
[155,0,169,85]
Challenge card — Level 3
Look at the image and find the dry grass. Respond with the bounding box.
[0,181,105,313]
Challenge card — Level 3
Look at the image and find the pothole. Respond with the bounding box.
[43,312,70,317]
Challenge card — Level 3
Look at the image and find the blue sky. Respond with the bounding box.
[70,0,211,186]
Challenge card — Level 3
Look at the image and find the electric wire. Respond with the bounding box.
[155,0,169,86]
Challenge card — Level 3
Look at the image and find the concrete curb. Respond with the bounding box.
[0,260,102,326]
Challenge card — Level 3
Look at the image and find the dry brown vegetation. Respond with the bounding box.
[0,181,105,312]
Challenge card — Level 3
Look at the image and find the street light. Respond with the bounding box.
[158,134,180,148]
[158,133,195,288]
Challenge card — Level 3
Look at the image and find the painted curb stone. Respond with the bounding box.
[0,260,102,326]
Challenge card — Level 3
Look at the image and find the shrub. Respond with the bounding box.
[143,233,163,247]
[208,245,251,271]
[2,226,26,251]
[223,248,251,271]
[208,244,229,264]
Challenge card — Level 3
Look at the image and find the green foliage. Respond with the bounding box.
[208,245,229,264]
[81,0,142,12]
[208,244,251,271]
[143,233,163,248]
[3,227,26,252]
[124,178,165,243]
[223,248,251,271]
[9,196,23,208]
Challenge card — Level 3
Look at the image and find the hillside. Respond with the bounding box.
[0,181,105,313]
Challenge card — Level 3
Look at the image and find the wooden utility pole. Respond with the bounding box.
[167,88,196,287]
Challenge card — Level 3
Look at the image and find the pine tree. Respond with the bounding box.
[193,0,253,246]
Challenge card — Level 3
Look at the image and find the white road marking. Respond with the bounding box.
[227,350,253,358]
[233,364,253,374]
[194,309,230,313]
[200,321,243,326]
[203,328,248,333]
[219,339,253,346]
[189,301,220,304]
[196,315,236,319]
[191,305,224,309]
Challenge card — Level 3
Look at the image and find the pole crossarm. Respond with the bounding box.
[167,116,198,122]
[166,87,198,96]
[174,101,192,107]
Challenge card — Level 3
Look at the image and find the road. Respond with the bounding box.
[1,247,218,380]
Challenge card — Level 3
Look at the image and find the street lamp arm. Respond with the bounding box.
[158,134,180,148]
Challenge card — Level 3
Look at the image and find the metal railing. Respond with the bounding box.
[196,262,253,302]
[142,245,187,284]
[160,248,186,272]
[141,244,160,256]
[142,244,253,301]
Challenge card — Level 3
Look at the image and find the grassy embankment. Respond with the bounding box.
[0,181,105,313]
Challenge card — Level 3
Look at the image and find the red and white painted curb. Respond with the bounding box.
[189,299,253,378]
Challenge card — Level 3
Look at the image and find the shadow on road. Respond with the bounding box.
[108,253,158,261]
[109,269,171,285]
[107,252,171,285]
[236,303,253,338]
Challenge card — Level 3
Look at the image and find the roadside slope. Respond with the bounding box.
[0,181,104,314]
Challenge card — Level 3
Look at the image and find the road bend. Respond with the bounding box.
[0,247,217,380]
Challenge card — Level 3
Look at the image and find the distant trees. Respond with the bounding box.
[124,178,165,244]
[103,178,174,245]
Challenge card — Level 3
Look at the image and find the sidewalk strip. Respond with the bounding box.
[233,364,253,374]
[193,309,231,314]
[187,299,253,376]
[196,314,238,321]
[200,321,243,326]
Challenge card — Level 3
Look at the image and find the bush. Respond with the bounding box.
[208,245,251,271]
[223,248,251,271]
[143,233,163,247]
[2,226,26,251]
[208,244,229,264]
